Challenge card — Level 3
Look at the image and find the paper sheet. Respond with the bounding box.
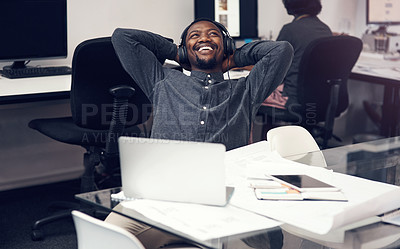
[121,199,281,241]
[353,53,400,80]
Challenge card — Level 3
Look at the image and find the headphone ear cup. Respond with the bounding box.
[224,36,236,55]
[178,45,188,65]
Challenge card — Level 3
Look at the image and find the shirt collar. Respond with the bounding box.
[191,71,224,83]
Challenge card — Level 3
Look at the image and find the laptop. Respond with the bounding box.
[118,136,231,206]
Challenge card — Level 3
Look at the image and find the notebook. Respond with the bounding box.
[118,136,230,206]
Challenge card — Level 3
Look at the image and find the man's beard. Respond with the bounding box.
[195,54,217,70]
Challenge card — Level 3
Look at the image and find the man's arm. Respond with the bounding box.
[111,28,178,98]
[234,40,293,108]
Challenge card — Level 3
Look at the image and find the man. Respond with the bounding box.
[106,19,293,249]
[111,18,293,151]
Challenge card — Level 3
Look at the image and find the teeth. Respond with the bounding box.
[198,46,213,51]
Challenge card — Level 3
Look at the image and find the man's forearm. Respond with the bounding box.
[112,28,177,64]
[233,40,292,67]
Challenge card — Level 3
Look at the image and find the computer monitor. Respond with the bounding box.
[194,0,258,39]
[367,0,400,34]
[0,0,68,69]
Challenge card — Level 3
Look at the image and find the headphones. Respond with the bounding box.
[178,18,236,65]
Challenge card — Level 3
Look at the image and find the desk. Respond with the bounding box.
[350,52,400,137]
[76,137,400,249]
[0,75,84,191]
[0,74,71,104]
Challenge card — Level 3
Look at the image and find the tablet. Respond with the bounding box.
[269,174,340,192]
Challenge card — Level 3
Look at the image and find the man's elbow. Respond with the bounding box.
[111,28,126,45]
[277,41,294,62]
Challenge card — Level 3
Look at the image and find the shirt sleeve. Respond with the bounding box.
[111,28,178,98]
[234,40,293,115]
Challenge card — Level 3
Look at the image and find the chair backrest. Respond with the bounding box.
[267,125,327,167]
[297,35,362,123]
[70,37,151,130]
[72,210,146,249]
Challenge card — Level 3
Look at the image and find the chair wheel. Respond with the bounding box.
[31,229,44,241]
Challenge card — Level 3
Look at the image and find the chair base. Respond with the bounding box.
[31,147,119,241]
[31,204,109,241]
[31,207,77,241]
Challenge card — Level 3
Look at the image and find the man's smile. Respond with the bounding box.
[194,43,216,55]
[199,46,213,51]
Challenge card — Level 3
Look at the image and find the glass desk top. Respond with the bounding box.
[286,136,400,186]
[76,187,280,249]
[76,137,400,249]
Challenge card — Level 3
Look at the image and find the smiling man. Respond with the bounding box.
[108,19,293,249]
[111,18,293,151]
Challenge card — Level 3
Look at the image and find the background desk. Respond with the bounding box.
[0,75,84,191]
[350,52,400,137]
[0,74,70,103]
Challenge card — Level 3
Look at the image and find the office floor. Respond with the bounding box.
[0,179,81,249]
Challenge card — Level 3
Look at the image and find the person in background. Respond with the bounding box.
[262,0,332,121]
[105,18,293,249]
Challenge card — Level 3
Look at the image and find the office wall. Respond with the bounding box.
[65,0,194,64]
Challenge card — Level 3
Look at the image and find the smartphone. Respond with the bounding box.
[269,174,340,192]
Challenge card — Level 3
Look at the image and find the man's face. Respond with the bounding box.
[185,21,225,72]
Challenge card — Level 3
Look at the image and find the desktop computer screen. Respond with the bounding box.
[0,0,67,69]
[367,0,400,26]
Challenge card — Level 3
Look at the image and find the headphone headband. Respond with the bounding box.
[179,18,230,46]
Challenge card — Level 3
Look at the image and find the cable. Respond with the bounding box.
[225,56,232,144]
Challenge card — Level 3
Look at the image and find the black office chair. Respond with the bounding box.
[28,37,152,240]
[257,35,363,149]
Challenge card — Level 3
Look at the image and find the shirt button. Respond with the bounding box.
[208,80,212,84]
[200,121,205,125]
[203,106,207,110]
[207,74,211,78]
[205,86,209,89]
